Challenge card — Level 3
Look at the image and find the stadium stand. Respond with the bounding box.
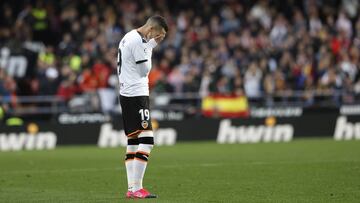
[0,0,360,119]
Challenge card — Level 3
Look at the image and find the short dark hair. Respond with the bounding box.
[148,15,168,32]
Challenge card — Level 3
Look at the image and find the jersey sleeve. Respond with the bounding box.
[132,42,149,64]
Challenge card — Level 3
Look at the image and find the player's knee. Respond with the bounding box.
[138,131,154,145]
[125,138,139,161]
[127,138,139,151]
[127,137,139,145]
[137,131,154,154]
[136,131,154,161]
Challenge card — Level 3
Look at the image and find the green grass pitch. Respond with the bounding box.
[0,139,359,203]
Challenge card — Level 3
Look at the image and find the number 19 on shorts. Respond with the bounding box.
[139,109,150,121]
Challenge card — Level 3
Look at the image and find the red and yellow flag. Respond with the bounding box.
[202,94,249,118]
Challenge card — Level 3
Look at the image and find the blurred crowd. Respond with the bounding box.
[1,0,360,105]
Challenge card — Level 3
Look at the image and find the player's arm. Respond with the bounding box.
[133,42,149,64]
[132,41,157,77]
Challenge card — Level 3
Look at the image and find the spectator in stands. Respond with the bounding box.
[57,73,79,101]
[244,62,262,99]
[0,0,360,109]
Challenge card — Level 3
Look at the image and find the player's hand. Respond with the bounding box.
[154,34,165,44]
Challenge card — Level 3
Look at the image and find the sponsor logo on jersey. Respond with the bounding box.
[97,123,177,147]
[334,116,360,140]
[217,119,294,144]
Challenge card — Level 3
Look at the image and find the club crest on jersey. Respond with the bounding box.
[141,121,149,129]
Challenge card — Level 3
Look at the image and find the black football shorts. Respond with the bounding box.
[119,95,153,137]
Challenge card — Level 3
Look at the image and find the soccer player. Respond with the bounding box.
[117,15,167,199]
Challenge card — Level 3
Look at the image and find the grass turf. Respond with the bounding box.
[0,138,359,203]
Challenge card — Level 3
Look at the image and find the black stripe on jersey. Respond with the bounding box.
[136,59,148,64]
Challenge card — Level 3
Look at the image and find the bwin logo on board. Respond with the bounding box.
[217,119,294,144]
[0,132,57,151]
[334,116,360,141]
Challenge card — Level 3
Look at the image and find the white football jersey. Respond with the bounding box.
[117,30,157,97]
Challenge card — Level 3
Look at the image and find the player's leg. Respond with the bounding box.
[119,95,141,197]
[121,95,156,198]
[132,130,157,198]
[125,135,139,197]
[133,130,154,191]
[131,96,156,198]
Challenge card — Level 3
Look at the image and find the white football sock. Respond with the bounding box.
[125,138,139,192]
[133,131,154,191]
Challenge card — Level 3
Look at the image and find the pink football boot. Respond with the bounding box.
[132,188,157,199]
[125,191,133,198]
